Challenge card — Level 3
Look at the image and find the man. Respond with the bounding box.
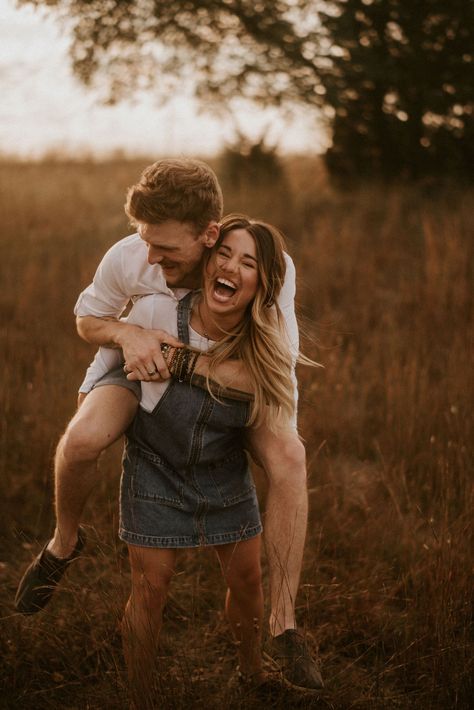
[15,158,323,691]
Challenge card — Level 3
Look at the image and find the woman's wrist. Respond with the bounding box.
[161,343,253,402]
[161,343,199,383]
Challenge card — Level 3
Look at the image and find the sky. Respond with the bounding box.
[0,0,328,159]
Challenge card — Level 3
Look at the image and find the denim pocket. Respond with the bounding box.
[208,449,255,507]
[131,446,185,508]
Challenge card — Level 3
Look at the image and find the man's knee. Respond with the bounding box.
[59,416,105,464]
[58,387,136,464]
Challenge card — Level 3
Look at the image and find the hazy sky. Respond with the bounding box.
[0,0,328,158]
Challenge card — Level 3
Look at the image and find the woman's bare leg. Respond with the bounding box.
[122,545,177,707]
[214,536,264,678]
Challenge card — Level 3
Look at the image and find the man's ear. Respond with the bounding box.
[203,222,219,248]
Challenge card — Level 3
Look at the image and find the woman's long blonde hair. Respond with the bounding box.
[202,214,298,431]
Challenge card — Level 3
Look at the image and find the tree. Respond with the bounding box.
[20,0,474,179]
[20,0,324,107]
[320,0,474,179]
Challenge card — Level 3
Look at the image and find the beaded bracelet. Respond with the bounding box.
[188,351,200,380]
[161,343,253,402]
[176,348,189,382]
[161,343,203,384]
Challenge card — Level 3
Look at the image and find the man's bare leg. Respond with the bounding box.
[15,384,139,614]
[49,385,139,558]
[247,425,307,635]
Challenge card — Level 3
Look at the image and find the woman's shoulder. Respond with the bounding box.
[131,292,178,311]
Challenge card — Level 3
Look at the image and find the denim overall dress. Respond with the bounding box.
[119,293,262,548]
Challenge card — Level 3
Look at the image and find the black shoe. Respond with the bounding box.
[264,629,324,691]
[15,528,86,615]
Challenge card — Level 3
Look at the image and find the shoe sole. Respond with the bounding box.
[262,651,324,693]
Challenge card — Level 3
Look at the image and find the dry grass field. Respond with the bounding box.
[0,157,472,709]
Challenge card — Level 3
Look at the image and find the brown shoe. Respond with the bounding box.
[15,528,86,614]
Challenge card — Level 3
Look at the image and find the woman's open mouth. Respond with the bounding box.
[212,277,238,303]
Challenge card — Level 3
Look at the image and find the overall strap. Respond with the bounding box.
[176,291,194,345]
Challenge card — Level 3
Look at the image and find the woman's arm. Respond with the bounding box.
[189,353,254,402]
[125,344,254,402]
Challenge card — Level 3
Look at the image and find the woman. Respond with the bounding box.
[91,215,300,700]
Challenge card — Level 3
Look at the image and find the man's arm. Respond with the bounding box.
[78,314,252,397]
[77,315,183,381]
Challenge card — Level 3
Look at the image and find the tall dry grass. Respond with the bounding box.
[0,157,472,709]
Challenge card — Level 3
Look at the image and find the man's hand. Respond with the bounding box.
[77,315,183,381]
[121,327,183,381]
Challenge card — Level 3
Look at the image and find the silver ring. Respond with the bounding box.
[147,369,158,376]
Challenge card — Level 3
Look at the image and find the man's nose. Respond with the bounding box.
[148,250,163,265]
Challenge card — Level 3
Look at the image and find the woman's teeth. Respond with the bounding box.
[213,277,237,301]
[217,277,237,291]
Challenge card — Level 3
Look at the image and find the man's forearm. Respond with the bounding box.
[76,315,141,349]
[77,316,183,380]
[77,315,253,397]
